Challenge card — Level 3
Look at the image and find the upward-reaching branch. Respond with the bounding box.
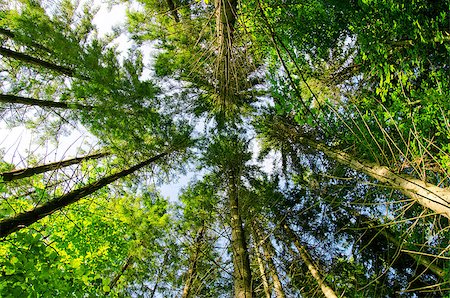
[0,152,168,237]
[0,94,93,110]
[0,46,85,79]
[1,152,109,182]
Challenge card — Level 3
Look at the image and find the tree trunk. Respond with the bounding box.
[299,136,450,219]
[354,212,445,278]
[0,152,168,237]
[109,256,133,290]
[229,172,253,298]
[215,0,238,102]
[283,224,338,298]
[0,28,53,53]
[0,94,92,110]
[252,230,271,298]
[1,152,108,182]
[182,223,205,298]
[165,0,179,22]
[253,222,285,298]
[0,46,83,78]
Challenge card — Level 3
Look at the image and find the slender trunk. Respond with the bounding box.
[215,0,238,101]
[0,152,168,237]
[0,94,92,110]
[1,152,108,182]
[283,224,338,298]
[165,0,179,22]
[254,222,285,298]
[229,172,253,298]
[0,46,83,78]
[182,224,205,298]
[109,256,133,290]
[355,212,445,278]
[299,136,450,219]
[254,243,271,298]
[0,28,53,53]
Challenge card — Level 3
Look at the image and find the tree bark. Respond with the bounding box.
[0,152,168,237]
[165,0,180,22]
[229,171,253,298]
[253,222,285,298]
[0,46,83,78]
[254,245,271,298]
[182,223,205,298]
[0,94,92,110]
[283,224,338,298]
[109,256,133,290]
[299,136,450,219]
[1,152,108,182]
[355,212,445,278]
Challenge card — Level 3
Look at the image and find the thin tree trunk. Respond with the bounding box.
[0,94,92,110]
[182,223,205,298]
[355,212,445,278]
[0,152,168,237]
[1,152,108,182]
[254,243,271,298]
[0,28,53,53]
[253,222,285,298]
[283,224,338,298]
[229,172,253,298]
[0,46,83,78]
[109,256,133,290]
[165,0,179,22]
[299,136,450,219]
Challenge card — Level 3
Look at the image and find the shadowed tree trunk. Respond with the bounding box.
[283,224,338,298]
[354,212,445,278]
[165,0,179,22]
[0,152,168,237]
[109,256,133,290]
[1,152,108,182]
[0,94,92,110]
[0,46,85,78]
[182,223,205,298]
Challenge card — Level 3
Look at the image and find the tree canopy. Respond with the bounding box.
[1,0,449,297]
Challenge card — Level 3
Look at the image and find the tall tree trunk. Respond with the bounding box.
[299,136,450,219]
[253,243,271,298]
[229,172,253,298]
[165,0,179,22]
[283,224,338,298]
[0,94,92,110]
[215,0,238,103]
[354,212,445,278]
[0,152,168,237]
[253,222,285,298]
[109,256,133,290]
[1,152,108,182]
[182,223,205,298]
[0,46,84,78]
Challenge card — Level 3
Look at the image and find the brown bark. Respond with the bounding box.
[165,0,179,22]
[0,46,85,78]
[182,224,205,298]
[0,94,92,110]
[299,136,450,219]
[109,256,133,290]
[283,224,338,298]
[1,152,108,182]
[229,171,253,298]
[0,152,168,237]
